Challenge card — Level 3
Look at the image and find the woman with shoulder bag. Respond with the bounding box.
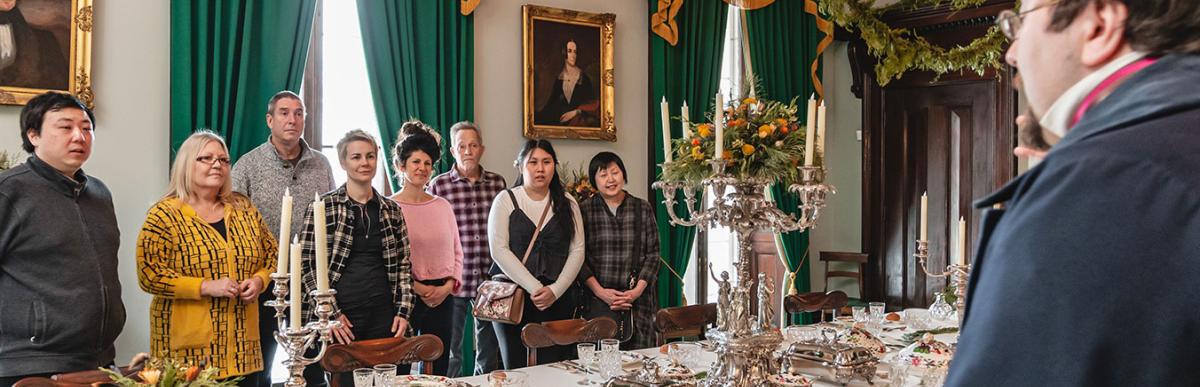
[578,152,660,350]
[483,139,586,369]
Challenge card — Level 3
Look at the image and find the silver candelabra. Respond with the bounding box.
[263,273,343,387]
[913,240,971,327]
[653,160,836,387]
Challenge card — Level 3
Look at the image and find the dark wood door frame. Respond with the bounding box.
[839,0,1018,305]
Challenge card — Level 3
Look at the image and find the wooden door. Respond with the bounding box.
[850,0,1017,307]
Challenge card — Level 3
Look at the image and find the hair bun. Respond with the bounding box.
[399,120,441,145]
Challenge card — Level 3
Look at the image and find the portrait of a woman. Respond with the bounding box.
[534,38,598,127]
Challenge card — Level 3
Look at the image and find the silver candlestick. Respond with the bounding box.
[913,240,971,327]
[654,160,835,387]
[264,274,342,387]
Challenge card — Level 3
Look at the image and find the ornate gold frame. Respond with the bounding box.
[522,5,616,142]
[0,0,94,108]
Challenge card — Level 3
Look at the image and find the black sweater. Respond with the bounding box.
[0,156,125,377]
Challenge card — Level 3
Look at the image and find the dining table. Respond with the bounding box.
[452,312,959,387]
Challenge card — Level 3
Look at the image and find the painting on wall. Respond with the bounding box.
[0,0,93,107]
[522,5,615,141]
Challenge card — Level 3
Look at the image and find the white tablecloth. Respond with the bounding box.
[452,318,959,386]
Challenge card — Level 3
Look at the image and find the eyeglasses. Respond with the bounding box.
[996,0,1059,41]
[196,155,231,167]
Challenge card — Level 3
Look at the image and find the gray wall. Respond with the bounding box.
[808,42,865,297]
[473,0,650,199]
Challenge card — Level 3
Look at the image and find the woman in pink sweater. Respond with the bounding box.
[389,121,464,376]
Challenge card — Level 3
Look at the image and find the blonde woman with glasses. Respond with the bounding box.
[136,130,277,386]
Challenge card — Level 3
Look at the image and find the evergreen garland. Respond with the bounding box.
[819,0,1008,85]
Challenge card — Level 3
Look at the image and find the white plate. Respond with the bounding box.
[397,374,450,386]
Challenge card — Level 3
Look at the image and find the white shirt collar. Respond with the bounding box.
[1039,51,1147,139]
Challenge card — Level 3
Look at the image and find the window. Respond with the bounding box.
[317,0,388,192]
[683,6,748,305]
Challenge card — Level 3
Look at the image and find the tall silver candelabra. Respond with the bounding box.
[913,240,971,327]
[653,160,835,387]
[263,273,343,387]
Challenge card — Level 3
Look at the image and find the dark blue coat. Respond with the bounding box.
[946,54,1200,386]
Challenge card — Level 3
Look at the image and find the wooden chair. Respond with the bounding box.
[319,334,444,387]
[783,290,849,323]
[521,317,618,366]
[821,251,869,298]
[14,363,145,387]
[653,303,718,345]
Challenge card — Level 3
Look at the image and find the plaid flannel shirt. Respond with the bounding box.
[299,185,414,320]
[427,165,507,298]
[578,193,661,289]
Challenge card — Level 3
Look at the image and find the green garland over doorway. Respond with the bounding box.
[818,0,1008,85]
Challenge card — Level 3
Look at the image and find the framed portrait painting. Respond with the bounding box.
[522,5,615,141]
[0,0,93,107]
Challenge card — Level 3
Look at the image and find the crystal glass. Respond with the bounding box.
[869,302,886,322]
[599,339,621,380]
[928,293,955,322]
[352,368,374,387]
[852,306,869,323]
[488,370,528,386]
[886,357,910,386]
[372,364,396,387]
[577,343,596,385]
[668,342,699,368]
[906,309,932,330]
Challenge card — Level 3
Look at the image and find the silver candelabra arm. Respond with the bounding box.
[654,181,708,228]
[264,273,291,326]
[268,277,343,387]
[914,239,972,327]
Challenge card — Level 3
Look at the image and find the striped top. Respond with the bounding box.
[135,195,277,378]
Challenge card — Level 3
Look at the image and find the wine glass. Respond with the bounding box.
[577,342,596,385]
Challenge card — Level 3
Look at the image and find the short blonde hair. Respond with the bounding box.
[165,130,235,205]
[336,129,378,162]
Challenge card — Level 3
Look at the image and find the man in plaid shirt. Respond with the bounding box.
[427,121,507,376]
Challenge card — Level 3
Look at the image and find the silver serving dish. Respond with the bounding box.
[780,338,879,384]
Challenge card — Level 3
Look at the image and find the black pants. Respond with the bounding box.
[0,373,52,387]
[315,300,397,387]
[493,288,578,369]
[409,279,455,376]
[251,291,279,387]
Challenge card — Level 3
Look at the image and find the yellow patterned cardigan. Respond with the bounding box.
[136,196,277,378]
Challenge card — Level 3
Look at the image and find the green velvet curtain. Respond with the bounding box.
[651,0,728,309]
[356,0,473,193]
[356,1,474,374]
[169,1,317,163]
[744,1,824,324]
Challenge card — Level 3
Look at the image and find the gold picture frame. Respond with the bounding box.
[522,5,616,141]
[0,0,94,108]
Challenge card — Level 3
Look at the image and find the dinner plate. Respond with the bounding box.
[397,374,451,386]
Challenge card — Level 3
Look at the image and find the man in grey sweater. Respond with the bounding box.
[231,90,334,387]
[0,92,125,387]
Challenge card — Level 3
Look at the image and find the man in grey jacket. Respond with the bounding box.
[0,92,125,387]
[231,90,334,387]
[947,1,1200,385]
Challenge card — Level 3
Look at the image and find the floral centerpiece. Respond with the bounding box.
[661,96,811,186]
[0,150,17,171]
[102,359,241,387]
[557,163,596,202]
